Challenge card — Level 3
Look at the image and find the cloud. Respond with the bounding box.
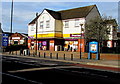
[2,2,118,33]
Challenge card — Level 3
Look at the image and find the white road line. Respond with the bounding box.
[0,72,42,84]
[8,66,76,73]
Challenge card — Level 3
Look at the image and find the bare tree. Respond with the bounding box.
[85,16,112,53]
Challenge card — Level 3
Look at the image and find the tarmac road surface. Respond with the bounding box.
[1,55,120,84]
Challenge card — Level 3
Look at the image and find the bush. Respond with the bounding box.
[4,45,28,52]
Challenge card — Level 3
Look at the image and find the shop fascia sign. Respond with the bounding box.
[12,37,20,40]
[70,34,84,37]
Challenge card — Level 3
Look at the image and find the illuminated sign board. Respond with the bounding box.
[70,34,84,37]
[89,41,98,53]
[88,41,99,60]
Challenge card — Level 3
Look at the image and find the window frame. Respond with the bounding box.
[64,20,69,28]
[75,19,79,27]
[46,20,50,28]
[40,21,44,29]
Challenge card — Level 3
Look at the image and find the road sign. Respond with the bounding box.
[2,34,9,46]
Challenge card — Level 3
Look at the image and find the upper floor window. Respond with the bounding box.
[65,21,69,28]
[75,19,79,27]
[31,27,34,31]
[40,21,43,29]
[46,20,50,28]
[30,24,35,31]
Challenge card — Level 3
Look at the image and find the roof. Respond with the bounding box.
[28,5,96,24]
[58,5,96,20]
[28,15,40,25]
[45,9,61,20]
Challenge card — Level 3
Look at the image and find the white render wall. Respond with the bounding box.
[63,18,85,34]
[37,10,55,34]
[28,10,56,37]
[28,24,36,36]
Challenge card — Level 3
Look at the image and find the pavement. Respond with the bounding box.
[2,52,120,72]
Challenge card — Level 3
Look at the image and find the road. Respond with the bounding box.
[2,55,120,84]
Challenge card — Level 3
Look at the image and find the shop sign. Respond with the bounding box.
[42,41,47,46]
[70,34,84,37]
[50,43,54,47]
[38,41,42,47]
[107,41,112,48]
[12,37,20,39]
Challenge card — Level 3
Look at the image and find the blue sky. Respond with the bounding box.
[1,2,118,33]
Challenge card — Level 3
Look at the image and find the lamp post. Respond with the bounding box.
[10,0,13,33]
[35,13,38,56]
[80,24,83,59]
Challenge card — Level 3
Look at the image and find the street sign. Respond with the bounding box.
[2,34,9,46]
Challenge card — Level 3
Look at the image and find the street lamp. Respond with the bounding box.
[35,13,38,56]
[80,24,84,59]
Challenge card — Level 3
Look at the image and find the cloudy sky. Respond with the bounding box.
[1,1,119,33]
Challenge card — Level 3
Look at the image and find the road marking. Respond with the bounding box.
[0,72,42,84]
[8,66,76,73]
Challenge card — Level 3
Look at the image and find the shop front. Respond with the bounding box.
[63,33,85,52]
[64,39,78,51]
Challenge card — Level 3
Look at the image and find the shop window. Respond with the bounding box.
[64,41,78,51]
[14,41,18,45]
[20,40,24,44]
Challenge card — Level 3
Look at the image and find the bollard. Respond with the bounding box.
[71,54,73,60]
[33,52,35,57]
[9,51,11,55]
[39,52,40,57]
[16,51,17,55]
[56,53,58,59]
[24,51,25,56]
[28,50,30,56]
[50,53,52,59]
[64,54,65,60]
[44,52,46,58]
[12,51,13,55]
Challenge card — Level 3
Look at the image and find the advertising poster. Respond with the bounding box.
[89,41,98,53]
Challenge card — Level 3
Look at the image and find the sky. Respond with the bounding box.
[1,1,119,33]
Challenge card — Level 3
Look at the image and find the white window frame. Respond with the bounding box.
[46,20,50,28]
[75,19,79,27]
[30,24,35,31]
[40,21,43,29]
[65,21,69,28]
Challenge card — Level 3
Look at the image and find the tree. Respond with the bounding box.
[85,16,112,53]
